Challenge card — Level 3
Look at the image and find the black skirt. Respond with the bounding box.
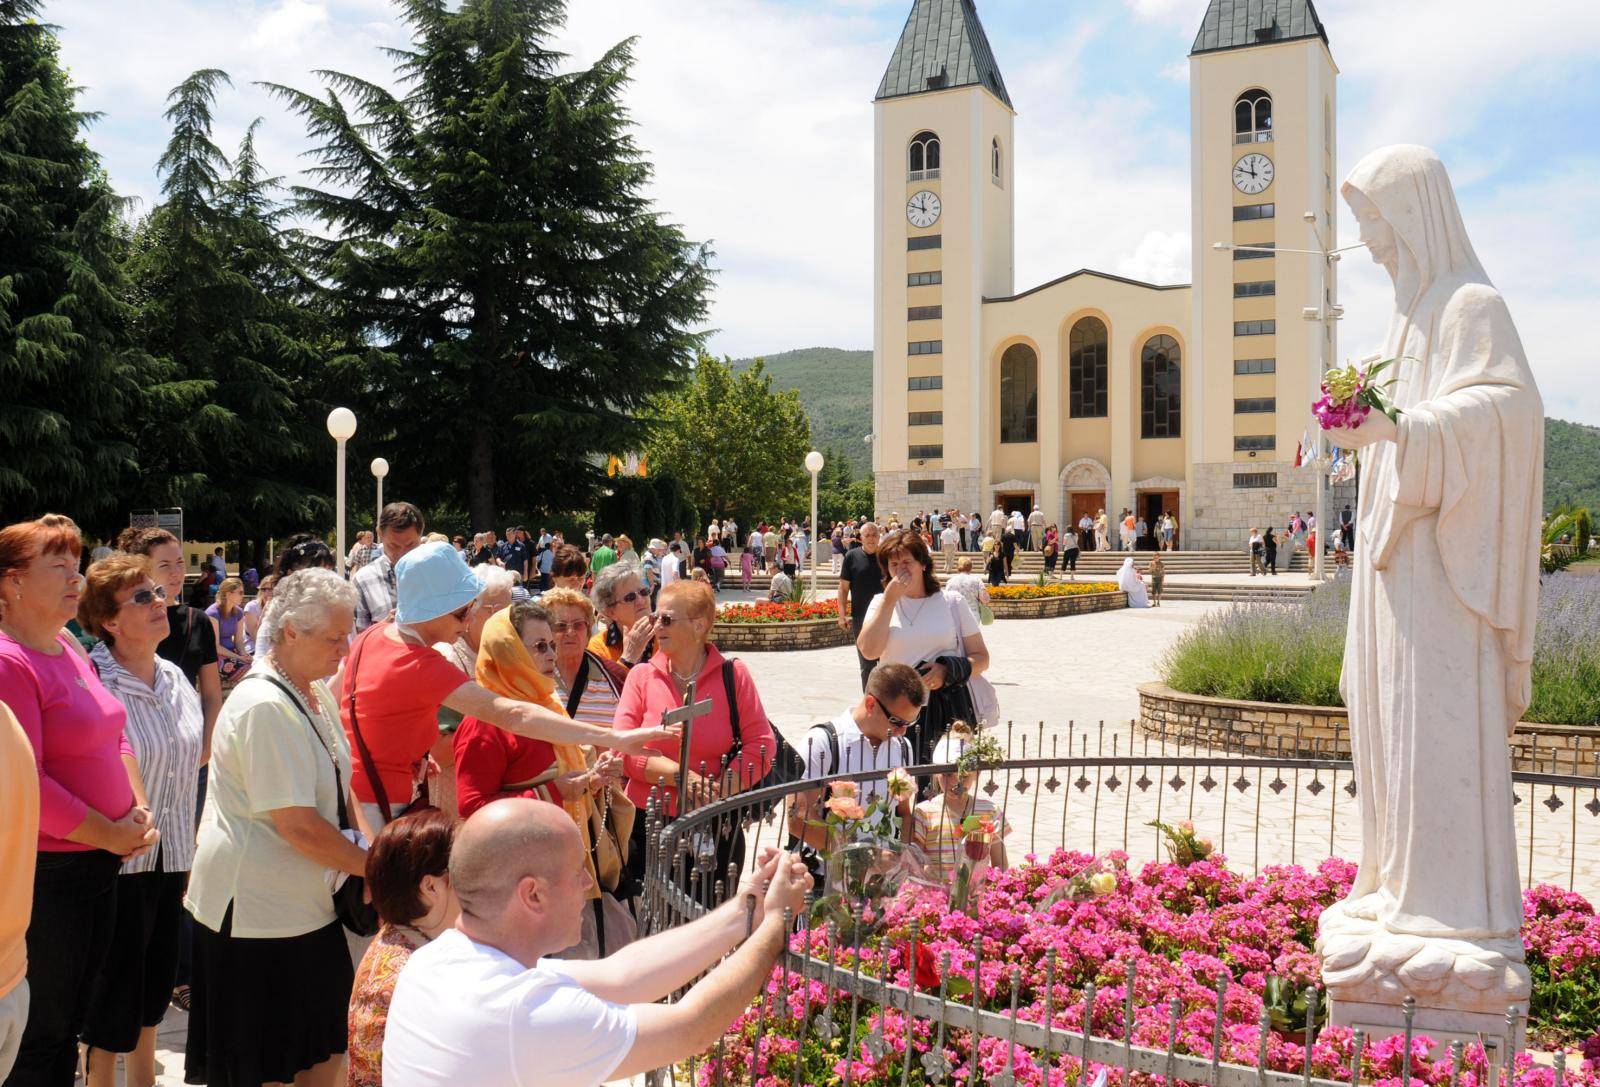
[184,904,353,1086]
[82,867,186,1053]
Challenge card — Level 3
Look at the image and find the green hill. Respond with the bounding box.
[731,350,1600,514]
[731,347,872,474]
[1546,418,1600,515]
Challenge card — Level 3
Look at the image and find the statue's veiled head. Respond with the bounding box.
[1341,145,1486,298]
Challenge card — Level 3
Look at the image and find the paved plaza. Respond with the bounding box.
[125,597,1597,1086]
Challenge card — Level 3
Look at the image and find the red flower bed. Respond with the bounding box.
[716,599,842,625]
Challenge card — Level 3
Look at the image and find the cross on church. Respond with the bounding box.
[661,679,713,812]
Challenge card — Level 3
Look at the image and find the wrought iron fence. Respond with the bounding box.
[636,719,1595,1087]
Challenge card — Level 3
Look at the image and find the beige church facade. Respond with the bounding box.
[871,0,1354,549]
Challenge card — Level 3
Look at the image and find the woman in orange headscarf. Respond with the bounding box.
[452,601,635,956]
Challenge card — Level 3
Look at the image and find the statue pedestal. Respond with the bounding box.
[1328,998,1524,1081]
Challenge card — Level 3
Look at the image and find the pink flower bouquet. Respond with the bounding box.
[1312,357,1403,430]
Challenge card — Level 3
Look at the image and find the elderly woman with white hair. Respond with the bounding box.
[183,568,368,1087]
[588,561,656,670]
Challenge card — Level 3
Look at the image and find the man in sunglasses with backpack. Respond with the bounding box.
[784,663,926,882]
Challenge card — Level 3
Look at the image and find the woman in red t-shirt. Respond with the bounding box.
[341,542,672,831]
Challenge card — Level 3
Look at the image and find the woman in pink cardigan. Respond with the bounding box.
[614,580,774,899]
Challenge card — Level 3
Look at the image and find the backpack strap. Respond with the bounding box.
[816,718,841,777]
[564,653,591,718]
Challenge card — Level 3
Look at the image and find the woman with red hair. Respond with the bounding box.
[0,515,158,1086]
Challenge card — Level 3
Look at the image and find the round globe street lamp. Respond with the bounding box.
[326,408,358,576]
[371,457,390,529]
[805,450,825,601]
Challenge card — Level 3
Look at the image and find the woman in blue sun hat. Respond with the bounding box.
[338,541,679,832]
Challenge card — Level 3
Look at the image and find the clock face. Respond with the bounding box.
[906,190,941,228]
[1233,153,1274,195]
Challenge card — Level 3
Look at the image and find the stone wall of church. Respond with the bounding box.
[875,468,981,521]
[1186,460,1357,551]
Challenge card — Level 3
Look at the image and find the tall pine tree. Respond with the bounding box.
[122,70,328,549]
[0,1,154,525]
[268,0,713,528]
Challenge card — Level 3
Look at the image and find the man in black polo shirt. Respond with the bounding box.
[836,520,884,690]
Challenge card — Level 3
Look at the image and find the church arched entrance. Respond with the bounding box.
[1059,458,1111,548]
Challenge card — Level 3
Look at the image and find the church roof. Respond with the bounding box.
[1189,0,1330,56]
[875,0,1013,110]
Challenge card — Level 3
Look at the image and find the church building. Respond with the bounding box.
[870,0,1354,548]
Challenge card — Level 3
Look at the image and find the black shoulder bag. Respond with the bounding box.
[719,657,807,825]
[250,673,379,937]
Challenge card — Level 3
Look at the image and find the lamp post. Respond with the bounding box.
[805,450,825,601]
[1211,235,1363,580]
[371,457,389,528]
[326,408,358,575]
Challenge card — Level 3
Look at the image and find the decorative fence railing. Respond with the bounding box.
[636,719,1595,1087]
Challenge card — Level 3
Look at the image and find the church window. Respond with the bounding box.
[1233,202,1275,221]
[908,339,942,355]
[1233,472,1278,489]
[1140,335,1181,439]
[907,376,943,391]
[908,305,942,321]
[908,444,944,460]
[1068,316,1108,418]
[1234,397,1276,414]
[908,411,943,426]
[907,271,943,287]
[1234,357,1276,375]
[1234,90,1272,143]
[907,235,942,251]
[999,343,1038,443]
[1235,435,1276,451]
[907,479,945,495]
[1234,281,1275,298]
[908,131,941,179]
[1234,319,1275,336]
[991,138,1002,186]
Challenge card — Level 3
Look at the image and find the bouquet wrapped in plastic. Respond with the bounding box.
[1312,356,1403,430]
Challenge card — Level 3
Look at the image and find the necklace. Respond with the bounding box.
[268,653,319,709]
[899,592,934,625]
[669,653,705,686]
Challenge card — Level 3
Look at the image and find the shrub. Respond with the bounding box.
[1160,575,1600,725]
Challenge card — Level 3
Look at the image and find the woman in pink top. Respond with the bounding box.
[614,580,775,901]
[0,515,157,1086]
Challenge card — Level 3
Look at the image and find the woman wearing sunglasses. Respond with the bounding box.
[588,563,656,670]
[340,542,677,834]
[77,555,204,1087]
[614,580,776,897]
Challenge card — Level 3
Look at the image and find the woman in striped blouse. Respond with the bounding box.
[77,554,204,1087]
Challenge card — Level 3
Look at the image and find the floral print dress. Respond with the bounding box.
[346,923,428,1087]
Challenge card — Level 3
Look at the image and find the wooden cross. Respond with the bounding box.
[661,678,714,813]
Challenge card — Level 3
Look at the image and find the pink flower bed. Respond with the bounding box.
[702,851,1600,1087]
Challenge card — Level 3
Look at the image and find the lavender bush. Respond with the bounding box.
[1161,574,1600,725]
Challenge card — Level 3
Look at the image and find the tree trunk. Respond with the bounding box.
[468,427,495,531]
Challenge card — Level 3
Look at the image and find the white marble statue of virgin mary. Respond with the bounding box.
[1316,145,1543,1012]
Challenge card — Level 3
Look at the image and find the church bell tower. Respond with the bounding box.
[871,0,1015,519]
[1187,0,1339,548]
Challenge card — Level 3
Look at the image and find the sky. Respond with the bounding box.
[47,0,1600,426]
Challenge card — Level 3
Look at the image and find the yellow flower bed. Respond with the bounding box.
[988,581,1118,600]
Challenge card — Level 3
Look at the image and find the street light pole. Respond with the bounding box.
[326,408,358,576]
[1213,237,1357,580]
[805,450,825,602]
[371,457,390,528]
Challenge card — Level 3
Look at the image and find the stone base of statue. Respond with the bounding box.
[1318,900,1529,1060]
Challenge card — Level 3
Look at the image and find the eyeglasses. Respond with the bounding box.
[118,585,168,609]
[611,589,647,607]
[549,620,588,635]
[450,603,473,622]
[654,613,684,628]
[525,639,557,655]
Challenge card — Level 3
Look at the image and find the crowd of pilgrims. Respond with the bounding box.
[0,497,1017,1087]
